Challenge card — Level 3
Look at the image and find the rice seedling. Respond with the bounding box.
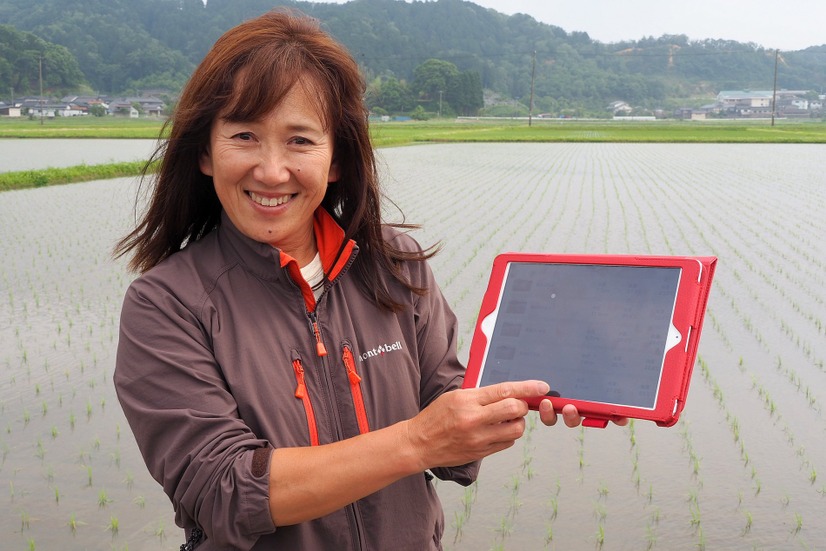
[791,512,803,535]
[451,511,465,544]
[154,521,166,544]
[107,515,119,537]
[20,509,30,530]
[645,524,657,550]
[742,511,752,535]
[98,489,112,508]
[123,470,134,490]
[67,512,83,535]
[595,523,605,549]
[544,524,554,547]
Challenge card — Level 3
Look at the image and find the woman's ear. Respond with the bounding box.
[199,147,214,177]
[328,158,341,183]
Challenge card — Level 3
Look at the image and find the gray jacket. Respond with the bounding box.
[114,209,478,550]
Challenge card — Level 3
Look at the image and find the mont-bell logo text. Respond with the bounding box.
[360,341,403,361]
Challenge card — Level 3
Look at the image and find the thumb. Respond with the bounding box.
[475,380,550,406]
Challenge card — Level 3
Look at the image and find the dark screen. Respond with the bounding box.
[479,263,681,408]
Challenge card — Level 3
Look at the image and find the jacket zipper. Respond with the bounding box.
[342,345,370,435]
[304,319,368,550]
[289,244,366,549]
[308,311,328,357]
[291,357,319,446]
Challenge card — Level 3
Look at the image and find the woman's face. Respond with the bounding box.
[199,82,339,266]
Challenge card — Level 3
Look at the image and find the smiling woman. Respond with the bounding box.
[110,9,577,551]
[199,79,340,265]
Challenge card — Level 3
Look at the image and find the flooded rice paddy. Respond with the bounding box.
[1,142,825,550]
[0,139,157,172]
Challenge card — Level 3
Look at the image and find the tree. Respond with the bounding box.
[366,76,415,114]
[0,24,86,95]
[446,70,483,116]
[88,104,107,116]
[412,59,459,101]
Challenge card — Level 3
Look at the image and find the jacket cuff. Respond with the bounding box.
[430,460,481,487]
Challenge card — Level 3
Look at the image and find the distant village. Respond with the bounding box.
[0,94,168,119]
[1,89,824,120]
[611,90,824,120]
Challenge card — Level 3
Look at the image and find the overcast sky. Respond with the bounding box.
[317,0,825,51]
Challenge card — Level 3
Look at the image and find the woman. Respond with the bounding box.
[114,10,585,550]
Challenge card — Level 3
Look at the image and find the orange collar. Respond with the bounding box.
[278,208,356,312]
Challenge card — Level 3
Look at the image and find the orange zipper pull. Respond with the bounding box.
[312,320,328,357]
[343,347,362,384]
[343,346,369,434]
[292,359,307,398]
[292,358,319,446]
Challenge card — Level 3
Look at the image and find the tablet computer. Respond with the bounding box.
[462,253,716,428]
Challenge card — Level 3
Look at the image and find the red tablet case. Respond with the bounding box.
[462,253,717,428]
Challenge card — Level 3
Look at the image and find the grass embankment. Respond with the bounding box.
[0,161,155,192]
[2,117,826,192]
[371,118,826,145]
[0,116,166,139]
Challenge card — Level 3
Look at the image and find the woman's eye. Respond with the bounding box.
[234,132,254,141]
[292,136,311,145]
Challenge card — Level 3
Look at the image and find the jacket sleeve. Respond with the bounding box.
[396,233,481,486]
[114,275,276,549]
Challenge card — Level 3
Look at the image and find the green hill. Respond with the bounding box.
[1,0,824,114]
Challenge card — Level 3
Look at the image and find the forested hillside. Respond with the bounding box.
[1,0,825,115]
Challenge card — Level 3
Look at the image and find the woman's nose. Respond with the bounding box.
[253,146,291,184]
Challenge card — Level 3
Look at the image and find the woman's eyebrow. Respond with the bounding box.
[284,122,326,134]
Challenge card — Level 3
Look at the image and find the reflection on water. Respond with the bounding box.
[2,143,825,550]
[0,139,158,172]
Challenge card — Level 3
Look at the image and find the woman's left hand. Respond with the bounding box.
[538,399,629,428]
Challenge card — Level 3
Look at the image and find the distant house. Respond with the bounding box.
[109,100,140,118]
[26,103,85,117]
[716,90,772,109]
[0,102,22,117]
[61,95,109,115]
[607,100,633,115]
[108,96,165,118]
[716,89,818,118]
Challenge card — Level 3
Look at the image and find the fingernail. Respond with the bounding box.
[537,381,550,395]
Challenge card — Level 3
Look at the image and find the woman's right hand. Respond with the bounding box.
[405,380,551,469]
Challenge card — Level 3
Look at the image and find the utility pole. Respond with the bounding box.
[528,50,536,126]
[771,49,779,127]
[39,55,44,125]
[438,90,443,118]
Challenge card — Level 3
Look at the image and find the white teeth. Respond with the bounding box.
[249,191,291,207]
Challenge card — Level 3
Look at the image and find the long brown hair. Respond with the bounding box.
[114,10,434,311]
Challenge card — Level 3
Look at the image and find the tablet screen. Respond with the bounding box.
[478,262,682,409]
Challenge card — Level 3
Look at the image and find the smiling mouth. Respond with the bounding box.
[248,191,294,207]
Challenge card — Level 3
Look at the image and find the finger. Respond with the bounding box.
[475,380,550,406]
[612,417,629,427]
[561,404,582,428]
[538,398,558,426]
[480,396,531,424]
